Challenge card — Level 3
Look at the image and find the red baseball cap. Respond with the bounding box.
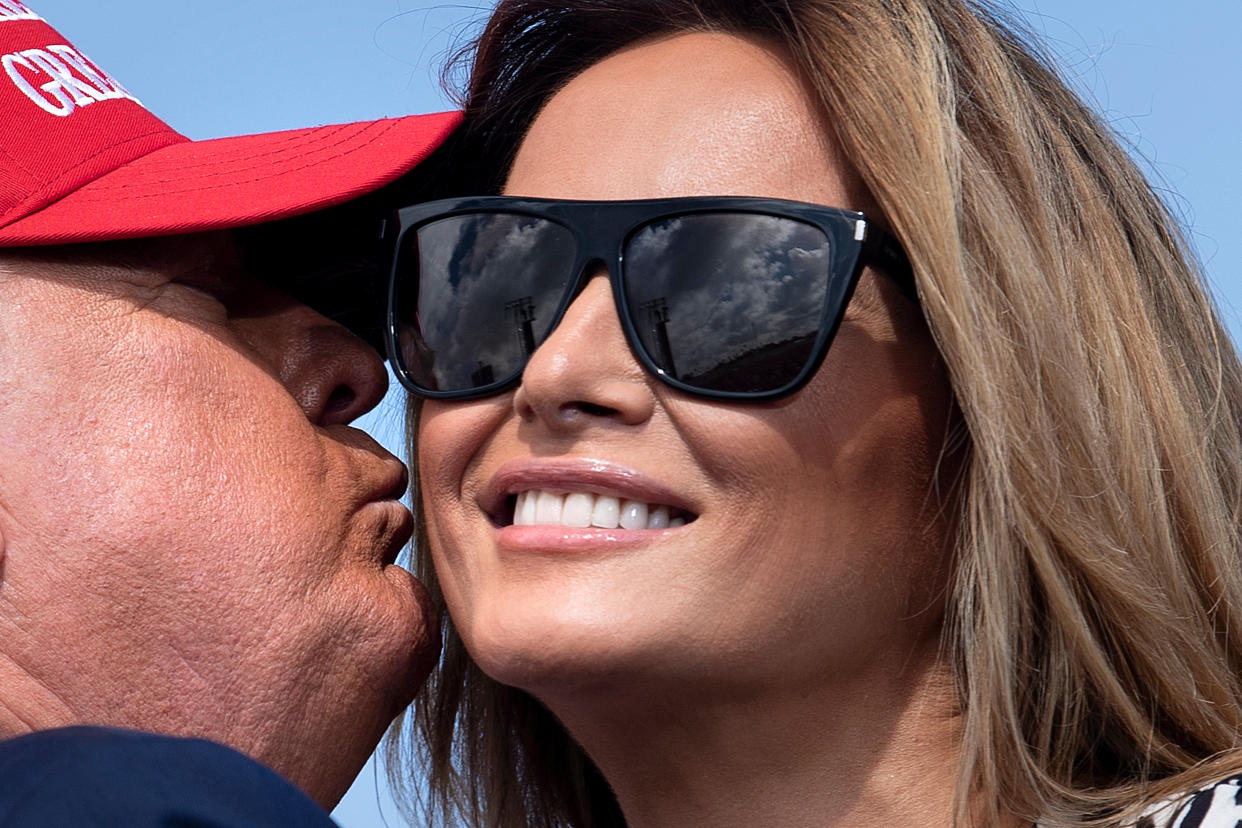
[0,2,460,247]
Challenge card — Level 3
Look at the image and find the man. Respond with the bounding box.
[0,2,458,822]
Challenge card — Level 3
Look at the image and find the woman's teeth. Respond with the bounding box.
[511,490,688,530]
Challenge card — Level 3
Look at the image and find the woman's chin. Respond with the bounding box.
[459,607,667,699]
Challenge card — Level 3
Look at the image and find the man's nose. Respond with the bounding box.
[231,289,389,426]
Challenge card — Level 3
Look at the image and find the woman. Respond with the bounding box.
[386,1,1242,825]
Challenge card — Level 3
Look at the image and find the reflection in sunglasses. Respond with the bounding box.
[389,196,906,400]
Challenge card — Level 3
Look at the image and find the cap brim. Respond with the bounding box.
[0,110,461,247]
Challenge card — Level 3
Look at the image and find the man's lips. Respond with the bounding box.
[362,459,413,565]
[482,458,699,529]
[378,503,415,565]
[379,462,410,501]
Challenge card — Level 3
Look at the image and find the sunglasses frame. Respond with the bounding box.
[386,195,915,402]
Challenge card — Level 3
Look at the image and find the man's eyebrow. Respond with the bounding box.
[0,239,159,283]
[169,236,245,285]
[79,233,245,292]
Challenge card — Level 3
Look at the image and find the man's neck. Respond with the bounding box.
[0,655,76,738]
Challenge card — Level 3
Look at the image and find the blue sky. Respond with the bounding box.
[26,1,1242,825]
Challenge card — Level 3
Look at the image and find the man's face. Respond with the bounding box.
[0,234,435,806]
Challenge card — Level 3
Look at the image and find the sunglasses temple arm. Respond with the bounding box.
[864,230,918,304]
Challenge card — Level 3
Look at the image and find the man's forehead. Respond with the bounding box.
[0,227,387,354]
[0,232,241,287]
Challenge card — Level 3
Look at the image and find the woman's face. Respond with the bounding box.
[418,32,958,702]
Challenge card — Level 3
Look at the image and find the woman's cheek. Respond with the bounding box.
[418,399,507,504]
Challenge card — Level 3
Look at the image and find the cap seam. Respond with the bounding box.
[0,127,181,222]
[0,142,41,191]
[70,121,413,203]
[93,122,367,182]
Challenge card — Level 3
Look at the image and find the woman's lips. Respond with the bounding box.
[495,523,685,553]
[482,458,699,529]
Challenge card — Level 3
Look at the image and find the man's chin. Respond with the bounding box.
[382,563,442,698]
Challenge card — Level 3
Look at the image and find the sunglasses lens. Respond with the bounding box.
[622,213,835,395]
[392,213,577,393]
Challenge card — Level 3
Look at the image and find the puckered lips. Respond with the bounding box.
[364,460,414,566]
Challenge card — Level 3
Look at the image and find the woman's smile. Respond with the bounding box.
[481,457,700,535]
[509,490,690,530]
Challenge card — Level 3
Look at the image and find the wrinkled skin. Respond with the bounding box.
[0,233,436,807]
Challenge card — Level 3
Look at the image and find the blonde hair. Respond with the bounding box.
[392,1,1242,825]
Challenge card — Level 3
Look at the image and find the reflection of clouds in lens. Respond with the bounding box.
[625,214,831,380]
[404,214,575,388]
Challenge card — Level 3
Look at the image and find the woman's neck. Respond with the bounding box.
[540,650,996,828]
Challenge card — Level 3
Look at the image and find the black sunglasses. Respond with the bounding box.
[386,195,914,402]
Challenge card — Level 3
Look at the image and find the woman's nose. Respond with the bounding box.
[514,274,656,430]
[231,288,389,426]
